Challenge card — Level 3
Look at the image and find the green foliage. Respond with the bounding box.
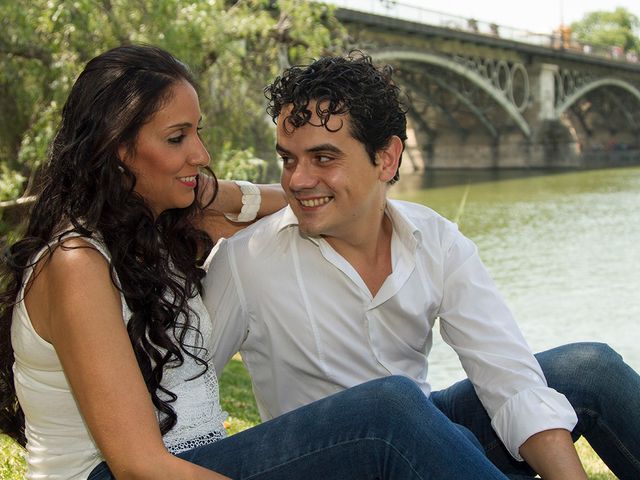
[0,166,25,202]
[214,147,270,182]
[571,7,640,53]
[0,0,347,232]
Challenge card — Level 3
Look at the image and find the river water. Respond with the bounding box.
[390,166,640,390]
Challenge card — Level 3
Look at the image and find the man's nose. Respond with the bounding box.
[288,161,317,190]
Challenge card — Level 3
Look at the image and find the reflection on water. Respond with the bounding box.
[391,167,640,390]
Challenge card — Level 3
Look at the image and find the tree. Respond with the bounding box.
[0,0,346,240]
[570,7,640,53]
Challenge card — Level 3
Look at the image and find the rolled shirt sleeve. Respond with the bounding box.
[438,224,577,460]
[492,386,578,460]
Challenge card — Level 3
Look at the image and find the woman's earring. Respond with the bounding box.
[117,165,125,173]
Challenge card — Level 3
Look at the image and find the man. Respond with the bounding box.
[203,54,640,479]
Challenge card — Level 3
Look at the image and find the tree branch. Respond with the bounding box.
[0,44,52,66]
[0,196,36,210]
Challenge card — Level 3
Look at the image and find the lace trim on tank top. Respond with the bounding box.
[162,364,228,454]
[149,285,228,453]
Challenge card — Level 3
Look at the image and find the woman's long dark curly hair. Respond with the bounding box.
[0,45,215,446]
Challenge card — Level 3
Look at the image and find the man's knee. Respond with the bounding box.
[561,342,620,367]
[538,342,624,398]
[363,375,439,421]
[539,342,620,374]
[367,375,424,405]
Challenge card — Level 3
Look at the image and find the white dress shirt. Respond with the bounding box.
[202,199,577,460]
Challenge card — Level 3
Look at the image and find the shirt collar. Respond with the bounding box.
[277,205,299,232]
[276,205,324,245]
[276,200,421,248]
[384,200,422,247]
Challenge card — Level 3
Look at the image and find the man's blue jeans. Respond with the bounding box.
[432,342,640,479]
[89,342,638,479]
[89,375,508,479]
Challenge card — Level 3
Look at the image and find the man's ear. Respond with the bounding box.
[377,136,403,183]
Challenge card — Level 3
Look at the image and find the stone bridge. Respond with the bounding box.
[335,7,640,170]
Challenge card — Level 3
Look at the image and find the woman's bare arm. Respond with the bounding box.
[26,239,230,480]
[196,175,287,240]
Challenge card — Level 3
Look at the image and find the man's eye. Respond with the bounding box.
[317,155,332,163]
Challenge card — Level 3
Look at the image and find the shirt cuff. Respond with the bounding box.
[491,386,578,461]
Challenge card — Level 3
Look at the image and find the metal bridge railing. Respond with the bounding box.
[328,0,639,64]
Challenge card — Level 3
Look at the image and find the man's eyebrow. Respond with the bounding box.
[306,143,343,155]
[275,143,344,156]
[275,143,291,155]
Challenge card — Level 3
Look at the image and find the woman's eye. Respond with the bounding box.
[168,134,185,144]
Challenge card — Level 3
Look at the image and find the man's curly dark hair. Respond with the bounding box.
[265,52,408,184]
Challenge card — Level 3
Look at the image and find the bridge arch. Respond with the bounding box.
[556,78,640,117]
[371,49,531,137]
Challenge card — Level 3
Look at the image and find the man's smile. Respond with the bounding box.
[296,196,333,208]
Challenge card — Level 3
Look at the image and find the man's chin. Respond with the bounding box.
[297,222,324,238]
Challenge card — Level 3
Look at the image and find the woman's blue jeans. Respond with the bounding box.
[89,375,508,479]
[431,342,640,480]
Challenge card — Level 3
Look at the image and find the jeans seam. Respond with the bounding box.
[576,406,640,472]
[243,437,425,480]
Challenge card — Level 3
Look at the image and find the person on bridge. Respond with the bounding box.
[202,52,640,480]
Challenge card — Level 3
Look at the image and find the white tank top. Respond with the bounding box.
[11,234,227,479]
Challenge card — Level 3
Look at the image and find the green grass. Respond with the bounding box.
[219,354,261,435]
[0,434,26,480]
[0,357,618,479]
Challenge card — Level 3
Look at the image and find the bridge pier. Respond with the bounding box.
[525,63,581,167]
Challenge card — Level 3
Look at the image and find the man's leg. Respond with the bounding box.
[431,342,640,479]
[90,376,509,479]
[540,342,640,479]
[182,375,510,479]
[430,375,536,478]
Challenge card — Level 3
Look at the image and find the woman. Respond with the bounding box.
[0,45,510,479]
